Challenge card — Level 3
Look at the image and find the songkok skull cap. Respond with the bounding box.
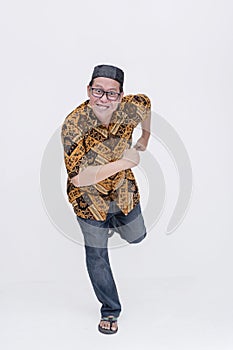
[91,64,124,86]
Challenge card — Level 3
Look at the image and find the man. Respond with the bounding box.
[61,64,151,334]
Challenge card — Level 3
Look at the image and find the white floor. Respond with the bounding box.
[0,275,232,350]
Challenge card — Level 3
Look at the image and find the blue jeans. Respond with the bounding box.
[76,201,147,318]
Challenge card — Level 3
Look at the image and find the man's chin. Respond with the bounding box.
[93,107,112,118]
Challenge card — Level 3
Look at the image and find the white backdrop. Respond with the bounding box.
[1,1,233,349]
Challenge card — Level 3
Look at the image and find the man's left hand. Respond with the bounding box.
[134,136,149,151]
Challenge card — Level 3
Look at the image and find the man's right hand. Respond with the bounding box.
[120,148,140,169]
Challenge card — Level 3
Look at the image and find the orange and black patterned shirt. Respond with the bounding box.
[61,94,151,221]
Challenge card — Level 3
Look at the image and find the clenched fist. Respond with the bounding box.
[120,148,140,170]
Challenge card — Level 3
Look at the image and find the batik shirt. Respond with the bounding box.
[61,94,151,221]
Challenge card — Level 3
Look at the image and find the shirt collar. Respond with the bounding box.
[85,100,127,134]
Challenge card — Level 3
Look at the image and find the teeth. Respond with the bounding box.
[97,105,109,110]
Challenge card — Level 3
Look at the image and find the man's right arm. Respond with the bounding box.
[61,112,86,181]
[71,148,140,187]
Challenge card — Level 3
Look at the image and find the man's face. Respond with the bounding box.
[87,77,123,119]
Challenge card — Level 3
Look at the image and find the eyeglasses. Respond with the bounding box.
[89,87,121,101]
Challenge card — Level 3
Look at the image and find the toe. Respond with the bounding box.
[111,322,117,331]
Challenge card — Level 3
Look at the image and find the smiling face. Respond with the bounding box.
[87,77,124,122]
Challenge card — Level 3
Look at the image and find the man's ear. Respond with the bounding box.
[87,85,91,98]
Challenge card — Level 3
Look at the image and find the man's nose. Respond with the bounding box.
[99,92,108,103]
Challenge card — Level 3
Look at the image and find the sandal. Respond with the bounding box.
[98,316,118,334]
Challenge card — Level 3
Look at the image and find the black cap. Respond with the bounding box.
[91,64,124,86]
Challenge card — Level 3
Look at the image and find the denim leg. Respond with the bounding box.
[110,203,147,244]
[76,216,121,318]
[85,245,121,318]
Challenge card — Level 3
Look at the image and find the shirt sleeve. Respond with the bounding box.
[122,94,151,127]
[61,111,86,180]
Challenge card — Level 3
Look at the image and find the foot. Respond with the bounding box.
[98,315,118,334]
[108,229,115,238]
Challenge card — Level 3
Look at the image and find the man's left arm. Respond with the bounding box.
[134,96,151,151]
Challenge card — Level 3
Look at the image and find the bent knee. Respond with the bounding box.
[129,231,147,244]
